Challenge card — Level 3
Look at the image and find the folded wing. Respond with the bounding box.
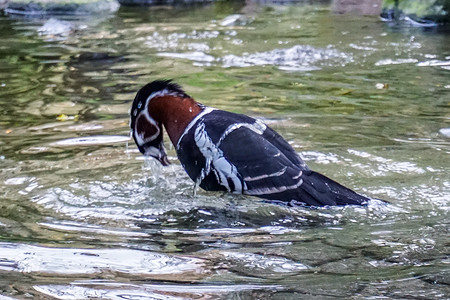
[218,125,368,206]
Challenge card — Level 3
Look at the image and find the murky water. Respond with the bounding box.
[0,2,449,299]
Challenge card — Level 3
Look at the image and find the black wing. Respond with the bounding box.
[218,125,368,206]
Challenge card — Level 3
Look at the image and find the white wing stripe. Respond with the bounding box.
[246,178,303,196]
[216,119,266,147]
[292,170,303,180]
[193,121,246,193]
[244,167,287,182]
[177,107,215,149]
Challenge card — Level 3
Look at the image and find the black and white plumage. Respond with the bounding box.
[176,109,368,206]
[131,80,370,206]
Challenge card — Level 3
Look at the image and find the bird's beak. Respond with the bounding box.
[143,142,170,166]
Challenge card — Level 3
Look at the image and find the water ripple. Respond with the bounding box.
[222,45,353,70]
[34,282,282,300]
[222,251,309,275]
[0,242,204,277]
[50,135,130,147]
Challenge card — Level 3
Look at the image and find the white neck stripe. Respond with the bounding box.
[141,89,184,116]
[145,89,181,104]
[176,107,215,149]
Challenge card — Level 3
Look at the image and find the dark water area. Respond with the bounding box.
[0,2,449,299]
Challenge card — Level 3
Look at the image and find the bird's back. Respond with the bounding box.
[177,108,369,206]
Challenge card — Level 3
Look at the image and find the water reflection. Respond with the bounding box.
[0,242,205,276]
[34,282,283,299]
[0,1,449,299]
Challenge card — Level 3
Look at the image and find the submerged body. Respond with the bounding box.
[130,80,370,206]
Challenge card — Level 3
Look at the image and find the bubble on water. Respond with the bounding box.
[4,176,31,185]
[300,151,342,165]
[145,30,219,52]
[375,58,418,66]
[416,59,450,67]
[38,18,74,37]
[347,149,425,176]
[222,45,353,70]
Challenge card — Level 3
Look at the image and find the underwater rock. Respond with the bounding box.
[219,14,242,26]
[333,0,382,15]
[380,0,450,26]
[118,0,212,6]
[4,0,119,15]
[439,128,450,138]
[38,18,75,36]
[380,9,440,27]
[0,0,8,10]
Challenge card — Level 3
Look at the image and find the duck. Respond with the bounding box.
[130,80,370,206]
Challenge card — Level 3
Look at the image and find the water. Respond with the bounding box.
[0,2,449,299]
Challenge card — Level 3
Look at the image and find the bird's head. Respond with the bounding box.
[130,80,189,166]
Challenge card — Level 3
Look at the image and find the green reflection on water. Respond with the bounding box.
[0,1,449,299]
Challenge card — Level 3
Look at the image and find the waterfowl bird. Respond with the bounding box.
[130,80,369,206]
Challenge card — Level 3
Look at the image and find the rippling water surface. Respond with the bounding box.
[0,2,449,299]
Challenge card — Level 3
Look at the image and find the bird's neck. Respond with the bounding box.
[147,96,203,145]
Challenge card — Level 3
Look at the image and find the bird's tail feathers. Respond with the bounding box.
[297,171,370,206]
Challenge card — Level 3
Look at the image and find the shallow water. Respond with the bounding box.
[0,2,449,299]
